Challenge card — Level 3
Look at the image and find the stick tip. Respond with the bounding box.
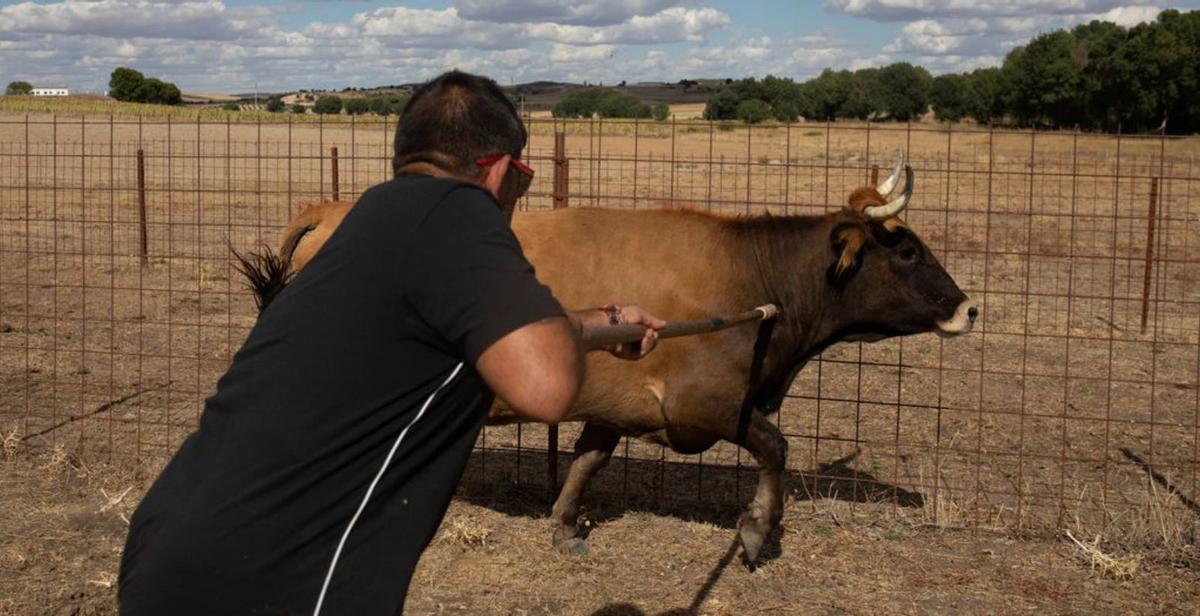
[757,304,779,319]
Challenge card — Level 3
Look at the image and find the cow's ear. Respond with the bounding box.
[829,223,867,285]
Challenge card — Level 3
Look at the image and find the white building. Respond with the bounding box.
[32,86,69,97]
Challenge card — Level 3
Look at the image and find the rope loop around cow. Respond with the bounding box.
[579,303,779,351]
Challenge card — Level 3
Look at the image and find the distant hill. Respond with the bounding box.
[219,79,719,113]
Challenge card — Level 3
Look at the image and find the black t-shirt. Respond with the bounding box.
[119,175,564,615]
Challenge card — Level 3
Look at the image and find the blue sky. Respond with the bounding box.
[0,0,1195,93]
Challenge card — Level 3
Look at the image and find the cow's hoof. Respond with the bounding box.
[738,513,765,564]
[555,537,589,556]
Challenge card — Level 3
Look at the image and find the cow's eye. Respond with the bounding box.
[899,247,919,262]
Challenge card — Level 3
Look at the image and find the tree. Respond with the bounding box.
[137,78,180,105]
[313,96,343,115]
[965,68,1005,124]
[343,98,370,115]
[760,74,803,121]
[109,67,145,102]
[5,81,32,95]
[703,88,740,120]
[108,67,181,105]
[222,101,241,112]
[266,96,285,113]
[596,91,650,118]
[1072,19,1128,130]
[772,99,800,123]
[874,63,932,121]
[553,88,608,118]
[930,74,970,122]
[804,69,852,121]
[291,103,307,114]
[840,68,881,120]
[651,103,670,121]
[1002,30,1085,127]
[1156,9,1200,134]
[736,99,772,124]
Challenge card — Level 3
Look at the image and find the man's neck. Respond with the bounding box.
[395,162,463,181]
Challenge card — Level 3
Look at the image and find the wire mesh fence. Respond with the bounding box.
[1,113,1197,532]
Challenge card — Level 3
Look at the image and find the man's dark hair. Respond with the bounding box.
[392,71,526,177]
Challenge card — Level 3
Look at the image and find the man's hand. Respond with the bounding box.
[569,304,666,361]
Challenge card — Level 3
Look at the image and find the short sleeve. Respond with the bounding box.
[403,185,566,363]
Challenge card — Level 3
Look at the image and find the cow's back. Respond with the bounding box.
[513,208,748,319]
[508,208,761,431]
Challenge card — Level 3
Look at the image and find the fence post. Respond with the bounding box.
[331,146,339,202]
[553,131,568,210]
[1140,176,1160,332]
[546,129,569,503]
[137,148,148,266]
[870,164,880,187]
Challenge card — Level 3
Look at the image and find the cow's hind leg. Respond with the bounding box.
[727,412,788,564]
[550,422,621,555]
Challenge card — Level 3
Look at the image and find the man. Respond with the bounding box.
[119,71,665,615]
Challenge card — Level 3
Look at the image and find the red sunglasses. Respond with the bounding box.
[476,154,534,196]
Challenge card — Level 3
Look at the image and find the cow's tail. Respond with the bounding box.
[231,207,322,313]
[231,245,292,313]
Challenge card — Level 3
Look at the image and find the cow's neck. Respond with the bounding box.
[726,213,852,411]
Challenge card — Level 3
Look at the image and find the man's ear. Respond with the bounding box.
[481,154,511,201]
[829,223,867,285]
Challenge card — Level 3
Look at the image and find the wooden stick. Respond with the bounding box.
[580,304,778,351]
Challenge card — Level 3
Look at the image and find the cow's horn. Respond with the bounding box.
[876,147,904,196]
[863,164,913,219]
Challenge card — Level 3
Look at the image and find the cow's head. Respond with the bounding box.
[825,155,976,339]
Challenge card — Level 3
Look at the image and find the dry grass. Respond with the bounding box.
[1067,480,1200,577]
[438,513,493,547]
[1066,530,1143,579]
[2,425,19,460]
[0,96,347,123]
[914,469,966,530]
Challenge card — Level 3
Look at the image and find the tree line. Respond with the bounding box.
[551,88,670,120]
[704,9,1198,133]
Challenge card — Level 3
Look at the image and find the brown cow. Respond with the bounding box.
[236,158,976,563]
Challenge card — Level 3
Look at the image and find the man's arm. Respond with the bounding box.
[475,316,582,425]
[474,304,664,425]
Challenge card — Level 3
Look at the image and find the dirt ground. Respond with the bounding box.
[2,111,1200,613]
[2,448,1197,616]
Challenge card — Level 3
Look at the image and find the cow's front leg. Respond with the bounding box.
[728,411,788,564]
[550,422,621,555]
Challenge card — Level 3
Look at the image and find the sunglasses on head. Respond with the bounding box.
[475,154,534,197]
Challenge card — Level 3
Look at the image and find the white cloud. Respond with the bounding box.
[526,7,729,44]
[883,18,989,54]
[1096,4,1165,26]
[877,3,1167,72]
[549,44,620,62]
[452,0,697,26]
[0,0,251,41]
[824,0,1157,21]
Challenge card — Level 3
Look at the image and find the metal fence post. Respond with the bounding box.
[137,148,147,266]
[331,146,339,202]
[1140,176,1160,332]
[553,131,568,210]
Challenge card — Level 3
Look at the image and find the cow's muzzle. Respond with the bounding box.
[936,301,977,336]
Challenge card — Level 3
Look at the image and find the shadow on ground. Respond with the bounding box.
[457,446,923,530]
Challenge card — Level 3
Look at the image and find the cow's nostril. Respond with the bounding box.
[967,306,978,321]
